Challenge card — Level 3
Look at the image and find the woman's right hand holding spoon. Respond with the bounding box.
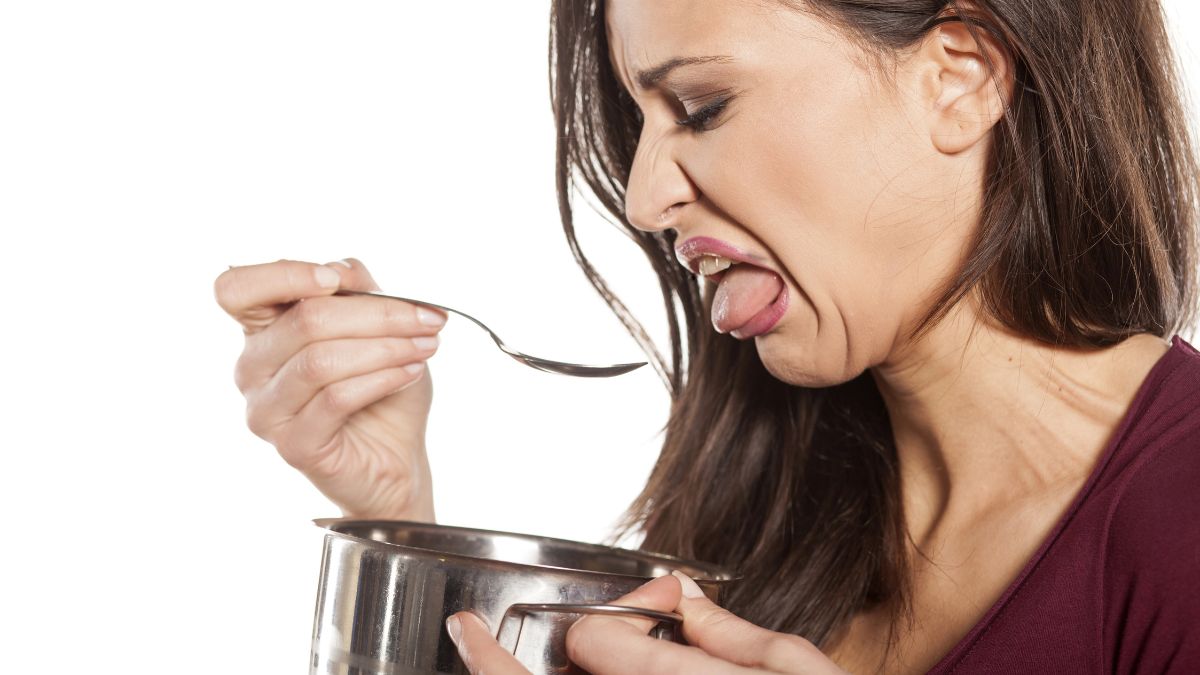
[214,258,447,521]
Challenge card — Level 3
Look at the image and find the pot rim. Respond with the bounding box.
[314,517,743,583]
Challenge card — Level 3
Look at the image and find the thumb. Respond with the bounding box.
[325,257,381,292]
[671,571,844,674]
[584,573,683,634]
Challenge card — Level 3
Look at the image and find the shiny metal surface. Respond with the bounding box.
[334,290,648,377]
[310,519,738,674]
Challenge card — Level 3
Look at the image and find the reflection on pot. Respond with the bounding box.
[309,519,739,675]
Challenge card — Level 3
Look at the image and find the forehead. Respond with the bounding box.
[605,0,782,89]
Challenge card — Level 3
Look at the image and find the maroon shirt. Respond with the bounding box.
[927,335,1200,673]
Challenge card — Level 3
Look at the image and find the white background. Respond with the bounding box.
[1,2,1197,672]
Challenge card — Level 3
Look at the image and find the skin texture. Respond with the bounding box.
[450,0,1174,672]
[214,258,446,521]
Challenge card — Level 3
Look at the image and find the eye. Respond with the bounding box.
[676,96,732,132]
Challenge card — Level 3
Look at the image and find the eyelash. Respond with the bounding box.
[676,97,732,132]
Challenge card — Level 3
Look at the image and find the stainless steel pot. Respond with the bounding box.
[309,519,738,675]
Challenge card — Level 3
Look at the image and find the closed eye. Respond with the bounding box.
[676,96,732,132]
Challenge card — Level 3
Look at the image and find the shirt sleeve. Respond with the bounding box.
[1102,436,1200,674]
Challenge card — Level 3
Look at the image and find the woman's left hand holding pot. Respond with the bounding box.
[445,571,849,674]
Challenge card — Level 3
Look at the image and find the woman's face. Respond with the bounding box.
[606,0,990,387]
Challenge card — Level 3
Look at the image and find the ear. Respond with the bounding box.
[911,14,1015,155]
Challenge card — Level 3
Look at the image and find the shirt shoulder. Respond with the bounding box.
[1101,338,1200,673]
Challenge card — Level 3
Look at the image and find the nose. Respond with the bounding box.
[623,130,699,233]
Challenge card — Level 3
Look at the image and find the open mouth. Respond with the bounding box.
[708,258,788,338]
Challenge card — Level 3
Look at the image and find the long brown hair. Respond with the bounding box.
[548,0,1199,647]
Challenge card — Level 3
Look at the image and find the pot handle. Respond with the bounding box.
[496,603,684,653]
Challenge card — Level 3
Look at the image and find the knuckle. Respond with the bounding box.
[319,380,356,416]
[289,300,328,339]
[762,633,813,666]
[699,607,741,632]
[296,345,336,382]
[278,437,317,472]
[380,299,413,327]
[233,353,256,393]
[793,634,822,657]
[244,399,274,440]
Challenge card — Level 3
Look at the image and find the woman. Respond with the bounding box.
[215,0,1200,672]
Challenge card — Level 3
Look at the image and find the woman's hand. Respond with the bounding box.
[445,571,849,674]
[214,258,447,521]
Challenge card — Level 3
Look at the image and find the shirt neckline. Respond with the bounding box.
[925,335,1188,672]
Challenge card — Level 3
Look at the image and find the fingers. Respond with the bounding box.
[325,257,379,292]
[566,575,750,675]
[245,336,439,446]
[594,573,683,632]
[670,571,844,674]
[570,574,683,653]
[268,361,429,473]
[446,612,531,675]
[215,259,344,332]
[234,292,447,392]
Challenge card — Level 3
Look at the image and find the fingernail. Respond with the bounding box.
[330,259,353,269]
[314,265,341,289]
[412,335,439,351]
[404,361,426,375]
[416,307,447,327]
[671,570,706,599]
[445,615,461,645]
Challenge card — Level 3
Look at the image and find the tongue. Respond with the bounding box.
[712,265,784,334]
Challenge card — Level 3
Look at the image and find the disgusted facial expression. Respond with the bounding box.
[606,0,997,387]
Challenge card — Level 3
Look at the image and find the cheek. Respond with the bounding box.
[687,78,948,379]
[703,77,916,272]
[778,88,954,294]
[697,93,910,319]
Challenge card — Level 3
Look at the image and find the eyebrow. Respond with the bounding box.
[635,55,734,90]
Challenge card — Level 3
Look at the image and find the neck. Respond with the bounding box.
[869,298,1170,543]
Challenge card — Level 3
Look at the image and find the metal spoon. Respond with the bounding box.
[335,290,648,378]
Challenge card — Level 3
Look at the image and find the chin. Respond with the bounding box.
[753,332,860,389]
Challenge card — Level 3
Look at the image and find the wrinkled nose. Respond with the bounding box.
[623,132,699,233]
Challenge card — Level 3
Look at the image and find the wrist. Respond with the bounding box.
[342,457,436,523]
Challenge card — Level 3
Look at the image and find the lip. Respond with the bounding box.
[674,237,771,276]
[677,236,789,338]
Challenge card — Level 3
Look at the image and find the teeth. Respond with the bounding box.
[698,254,735,276]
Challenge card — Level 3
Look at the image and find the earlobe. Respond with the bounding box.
[921,16,1015,155]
